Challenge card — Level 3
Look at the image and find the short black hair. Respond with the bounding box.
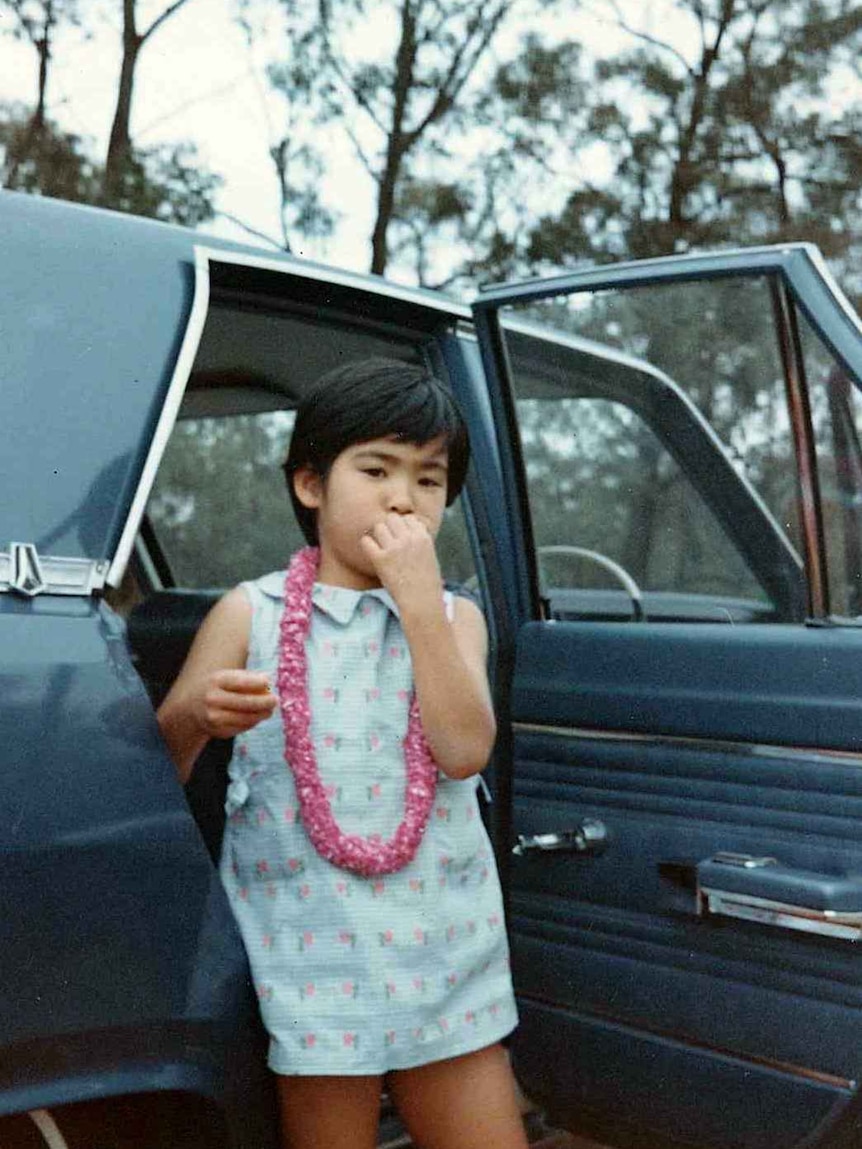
[283,357,470,545]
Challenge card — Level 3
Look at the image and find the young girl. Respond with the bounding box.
[157,358,528,1149]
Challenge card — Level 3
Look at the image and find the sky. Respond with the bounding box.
[0,0,656,275]
[0,1,306,251]
[1,1,859,280]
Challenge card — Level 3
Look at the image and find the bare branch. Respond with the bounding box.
[215,211,285,250]
[315,0,388,135]
[344,133,378,180]
[605,0,695,77]
[406,0,511,146]
[141,0,193,45]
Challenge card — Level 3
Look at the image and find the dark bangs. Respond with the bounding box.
[284,357,470,544]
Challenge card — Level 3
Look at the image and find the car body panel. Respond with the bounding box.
[0,195,197,565]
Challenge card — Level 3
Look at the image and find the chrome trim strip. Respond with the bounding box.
[107,248,212,587]
[475,243,812,303]
[107,244,469,589]
[512,721,862,769]
[195,246,470,320]
[517,991,855,1091]
[701,888,862,941]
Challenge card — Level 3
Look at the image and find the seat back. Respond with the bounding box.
[127,591,231,861]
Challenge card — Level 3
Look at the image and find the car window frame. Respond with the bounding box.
[472,244,862,627]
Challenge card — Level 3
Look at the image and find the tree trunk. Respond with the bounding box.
[102,0,141,204]
[102,0,141,205]
[369,0,416,275]
[33,17,50,134]
[668,0,735,233]
[6,2,53,186]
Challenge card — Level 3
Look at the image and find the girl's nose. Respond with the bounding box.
[387,479,414,514]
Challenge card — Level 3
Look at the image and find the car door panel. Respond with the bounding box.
[508,624,862,1147]
[471,248,862,1148]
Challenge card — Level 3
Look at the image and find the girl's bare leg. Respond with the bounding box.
[388,1042,529,1149]
[276,1073,383,1149]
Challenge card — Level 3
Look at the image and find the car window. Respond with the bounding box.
[501,276,804,622]
[143,292,476,591]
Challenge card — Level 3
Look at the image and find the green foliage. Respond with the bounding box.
[511,0,862,297]
[148,413,301,588]
[101,143,221,227]
[260,0,579,280]
[1,0,221,227]
[0,101,221,225]
[148,412,476,588]
[0,103,100,200]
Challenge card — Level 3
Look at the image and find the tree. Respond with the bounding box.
[0,100,99,199]
[0,0,81,185]
[257,0,571,280]
[1,0,221,224]
[521,0,862,291]
[101,0,196,206]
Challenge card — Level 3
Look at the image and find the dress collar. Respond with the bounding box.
[255,569,399,625]
[311,582,399,625]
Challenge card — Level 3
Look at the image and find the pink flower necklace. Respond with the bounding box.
[276,546,438,877]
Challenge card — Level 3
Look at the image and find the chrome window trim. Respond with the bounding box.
[512,721,862,769]
[700,888,862,941]
[806,246,862,342]
[0,548,107,597]
[107,247,211,587]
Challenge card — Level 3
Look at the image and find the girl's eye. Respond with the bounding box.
[420,477,444,488]
[362,467,386,478]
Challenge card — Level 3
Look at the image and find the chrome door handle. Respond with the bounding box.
[512,818,608,857]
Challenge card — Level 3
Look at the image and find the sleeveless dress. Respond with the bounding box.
[218,570,518,1075]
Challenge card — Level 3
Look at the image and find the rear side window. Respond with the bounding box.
[144,295,475,590]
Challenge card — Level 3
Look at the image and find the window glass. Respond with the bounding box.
[148,410,475,589]
[148,411,299,587]
[518,395,766,621]
[800,311,862,617]
[502,275,804,622]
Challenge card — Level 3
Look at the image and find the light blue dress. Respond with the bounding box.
[218,570,518,1075]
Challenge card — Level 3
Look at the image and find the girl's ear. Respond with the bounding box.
[293,465,323,509]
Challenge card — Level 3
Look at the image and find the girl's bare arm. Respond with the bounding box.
[362,515,496,779]
[156,587,277,784]
[399,593,497,779]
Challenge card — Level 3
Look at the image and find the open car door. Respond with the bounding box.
[472,246,862,1149]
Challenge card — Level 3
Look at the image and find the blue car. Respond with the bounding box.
[3,188,862,1149]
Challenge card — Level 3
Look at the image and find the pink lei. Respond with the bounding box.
[276,546,438,876]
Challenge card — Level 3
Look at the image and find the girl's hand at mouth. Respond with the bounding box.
[360,513,443,614]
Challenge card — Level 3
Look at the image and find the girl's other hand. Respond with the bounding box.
[196,670,277,740]
[360,513,442,612]
[157,586,264,782]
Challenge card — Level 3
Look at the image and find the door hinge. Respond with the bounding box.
[0,543,108,598]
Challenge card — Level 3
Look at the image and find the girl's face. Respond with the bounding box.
[293,434,450,589]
